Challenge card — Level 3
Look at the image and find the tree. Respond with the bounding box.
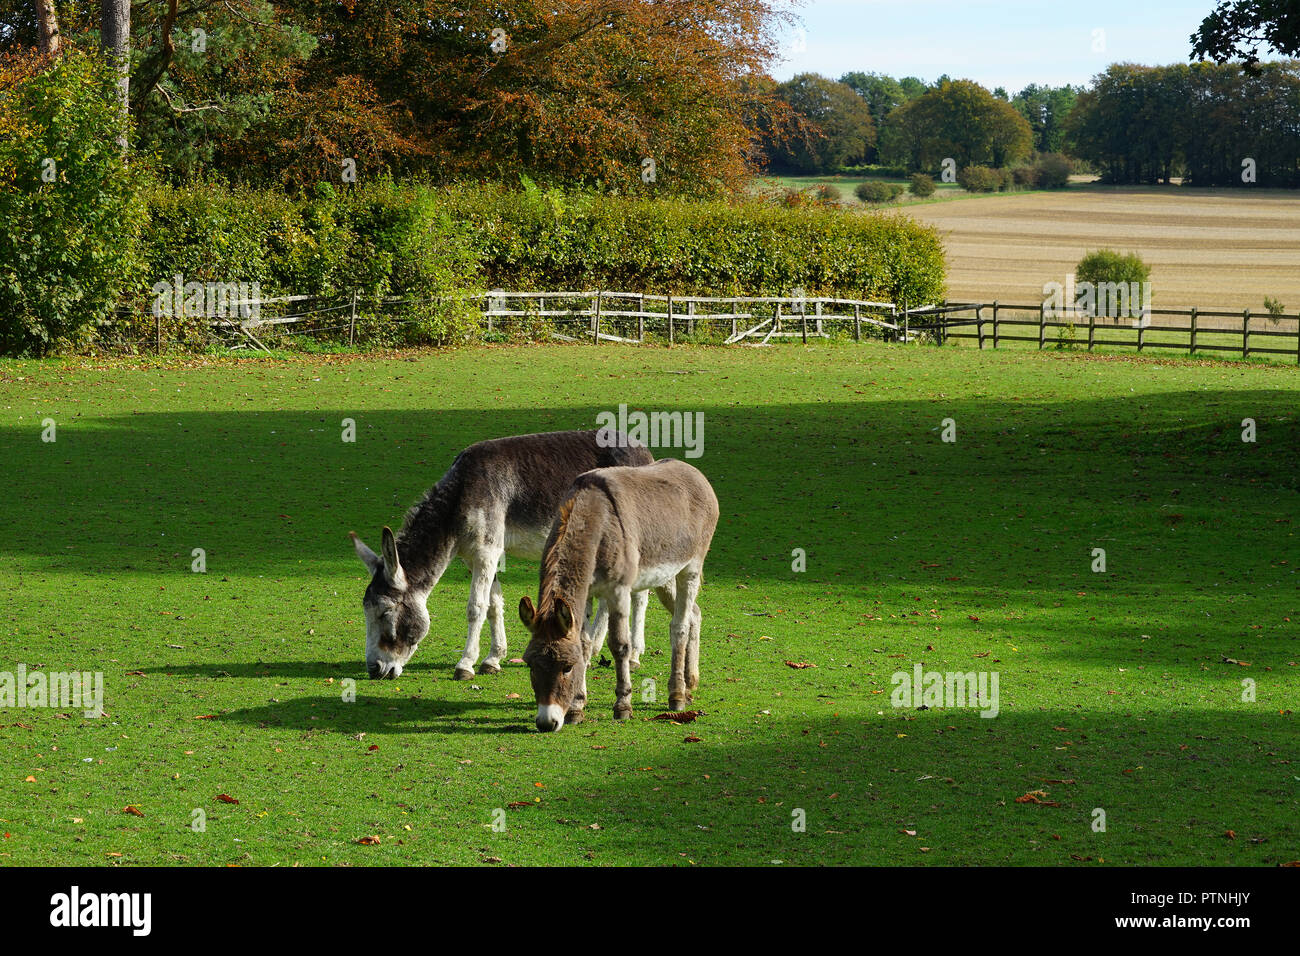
[1192,0,1300,68]
[34,0,58,54]
[880,79,1032,172]
[100,0,128,152]
[1011,83,1079,153]
[765,73,875,173]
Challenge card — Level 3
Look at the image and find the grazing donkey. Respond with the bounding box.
[519,459,719,732]
[350,430,653,680]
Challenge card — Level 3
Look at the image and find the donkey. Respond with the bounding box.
[350,430,653,680]
[518,458,719,731]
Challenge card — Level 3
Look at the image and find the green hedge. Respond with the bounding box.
[131,179,482,345]
[447,183,946,306]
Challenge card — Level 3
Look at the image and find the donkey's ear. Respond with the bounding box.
[350,532,383,576]
[555,597,575,634]
[519,596,536,630]
[380,526,408,590]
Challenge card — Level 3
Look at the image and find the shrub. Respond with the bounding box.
[1035,153,1073,188]
[909,173,936,197]
[855,181,903,204]
[1011,165,1040,187]
[814,183,843,204]
[1075,249,1152,319]
[957,165,1002,193]
[0,51,145,356]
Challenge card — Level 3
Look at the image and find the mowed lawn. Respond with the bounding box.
[0,343,1296,867]
[908,185,1300,313]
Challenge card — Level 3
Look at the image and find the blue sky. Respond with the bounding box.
[769,0,1224,92]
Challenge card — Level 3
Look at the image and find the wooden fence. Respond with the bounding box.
[907,301,1300,363]
[103,290,1300,364]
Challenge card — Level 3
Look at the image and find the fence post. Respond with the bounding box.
[1137,310,1145,352]
[991,301,999,348]
[903,301,909,343]
[801,304,808,344]
[156,309,162,355]
[854,304,861,342]
[668,295,674,345]
[1190,306,1197,355]
[1038,301,1045,349]
[976,305,984,349]
[1242,308,1250,359]
[688,299,696,337]
[594,292,602,344]
[1087,309,1096,351]
[638,295,645,343]
[815,299,823,336]
[349,290,357,346]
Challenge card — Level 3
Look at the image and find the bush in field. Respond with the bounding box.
[909,173,936,197]
[957,165,1002,192]
[1011,164,1040,187]
[1075,249,1152,319]
[1035,153,1073,188]
[814,183,843,204]
[0,52,144,356]
[855,181,903,204]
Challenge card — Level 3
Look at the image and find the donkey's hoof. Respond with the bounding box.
[479,661,502,675]
[565,710,586,725]
[613,705,632,721]
[453,667,475,681]
[628,657,641,671]
[669,695,690,711]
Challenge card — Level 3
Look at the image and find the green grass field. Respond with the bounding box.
[1,342,1296,866]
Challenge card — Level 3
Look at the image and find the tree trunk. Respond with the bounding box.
[100,0,130,153]
[35,0,61,55]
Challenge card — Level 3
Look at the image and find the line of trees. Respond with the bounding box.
[761,60,1300,188]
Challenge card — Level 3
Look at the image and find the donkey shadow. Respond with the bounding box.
[217,691,535,735]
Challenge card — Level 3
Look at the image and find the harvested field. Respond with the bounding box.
[907,186,1300,315]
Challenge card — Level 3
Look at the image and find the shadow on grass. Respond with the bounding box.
[217,690,535,735]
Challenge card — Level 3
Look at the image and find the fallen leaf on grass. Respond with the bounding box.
[683,735,702,743]
[356,835,381,845]
[1224,830,1236,840]
[1222,657,1251,667]
[784,661,815,669]
[651,710,703,723]
[215,794,239,804]
[194,714,217,720]
[122,806,144,817]
[506,802,530,810]
[1014,790,1060,807]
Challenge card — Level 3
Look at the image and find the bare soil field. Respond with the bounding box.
[907,186,1300,314]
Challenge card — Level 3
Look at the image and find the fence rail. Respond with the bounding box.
[908,301,1300,363]
[98,290,1300,364]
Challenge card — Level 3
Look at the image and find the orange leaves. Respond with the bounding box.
[356,835,381,846]
[784,661,815,669]
[122,806,144,817]
[652,710,703,723]
[1014,790,1060,807]
[215,794,239,804]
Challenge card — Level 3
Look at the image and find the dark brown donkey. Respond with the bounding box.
[519,459,719,731]
[351,430,652,680]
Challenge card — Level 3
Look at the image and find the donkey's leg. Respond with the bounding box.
[480,575,507,675]
[583,598,609,665]
[685,601,702,691]
[454,552,501,680]
[629,589,649,670]
[607,588,635,721]
[669,569,701,710]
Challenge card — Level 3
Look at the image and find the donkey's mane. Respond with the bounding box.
[537,496,576,614]
[395,458,463,586]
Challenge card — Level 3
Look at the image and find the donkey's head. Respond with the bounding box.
[351,528,429,679]
[519,594,584,732]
